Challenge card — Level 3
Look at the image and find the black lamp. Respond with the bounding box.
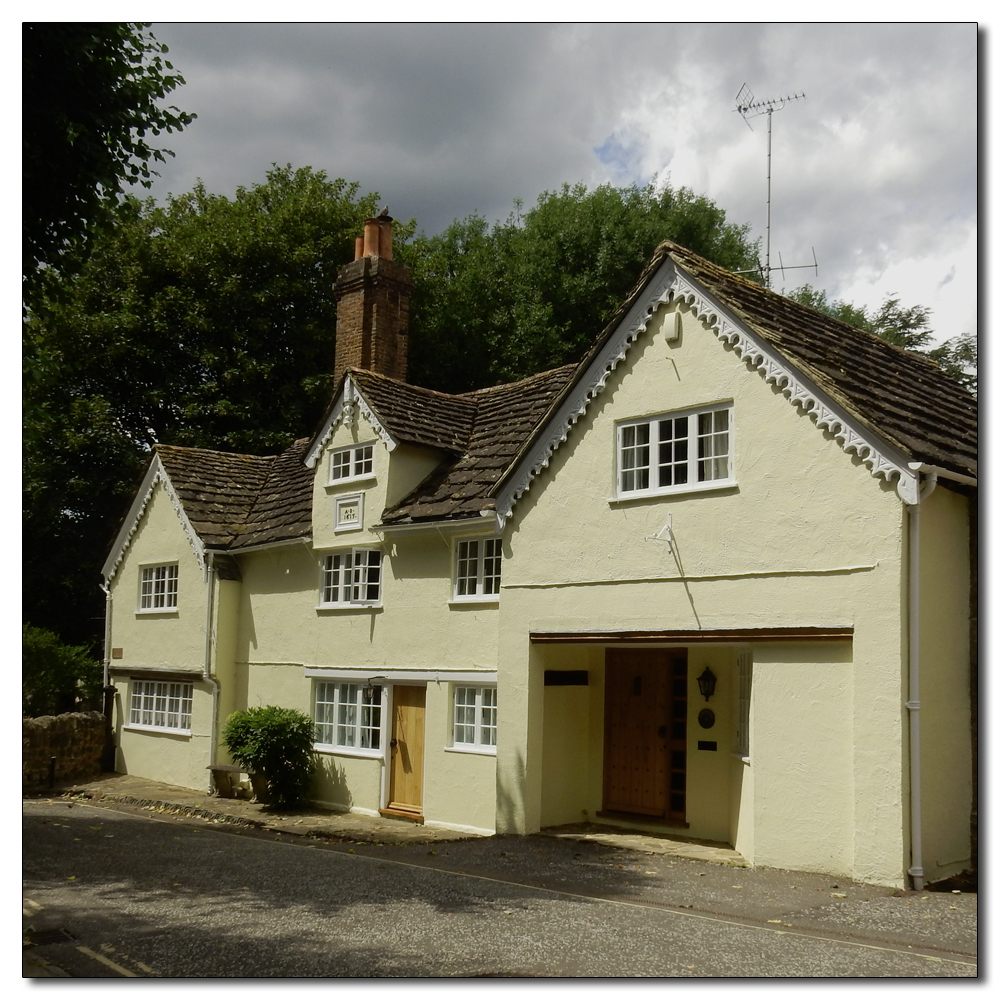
[697,666,717,702]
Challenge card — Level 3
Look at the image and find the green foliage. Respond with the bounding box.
[221,706,316,807]
[23,165,386,644]
[787,284,976,393]
[928,331,978,395]
[403,180,759,392]
[22,625,103,718]
[22,22,195,288]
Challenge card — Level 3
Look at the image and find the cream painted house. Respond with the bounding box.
[102,221,977,888]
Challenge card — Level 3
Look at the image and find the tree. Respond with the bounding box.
[403,180,759,392]
[22,22,195,289]
[788,284,976,393]
[24,166,391,646]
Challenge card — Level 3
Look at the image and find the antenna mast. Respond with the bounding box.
[734,84,816,288]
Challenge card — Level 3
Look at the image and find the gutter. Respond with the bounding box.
[908,462,976,489]
[906,470,938,890]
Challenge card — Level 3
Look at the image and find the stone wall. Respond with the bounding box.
[23,711,106,788]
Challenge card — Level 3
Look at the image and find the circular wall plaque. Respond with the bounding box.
[698,708,716,730]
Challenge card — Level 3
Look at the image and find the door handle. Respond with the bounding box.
[390,739,399,748]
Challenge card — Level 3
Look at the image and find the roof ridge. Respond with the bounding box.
[659,240,966,381]
[154,442,279,463]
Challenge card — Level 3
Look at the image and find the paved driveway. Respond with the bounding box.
[23,798,976,978]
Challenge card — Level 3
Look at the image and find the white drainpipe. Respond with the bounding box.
[907,471,937,891]
[203,553,221,789]
[99,581,112,690]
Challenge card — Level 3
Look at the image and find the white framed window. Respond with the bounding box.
[451,686,497,752]
[334,493,364,532]
[617,404,734,497]
[319,549,382,607]
[139,564,178,611]
[735,651,752,759]
[330,443,375,484]
[453,538,502,601]
[128,680,192,733]
[313,681,382,754]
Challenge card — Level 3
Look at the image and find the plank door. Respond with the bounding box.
[388,685,425,815]
[603,649,687,822]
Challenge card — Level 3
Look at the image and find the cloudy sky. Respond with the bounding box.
[144,21,978,345]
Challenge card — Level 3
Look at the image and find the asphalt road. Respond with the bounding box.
[23,799,977,978]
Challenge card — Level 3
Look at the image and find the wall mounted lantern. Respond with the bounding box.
[364,677,387,701]
[697,666,717,702]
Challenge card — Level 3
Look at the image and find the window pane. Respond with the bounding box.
[456,540,478,596]
[360,686,381,749]
[337,684,358,746]
[331,450,351,480]
[314,682,336,745]
[480,687,498,745]
[698,410,730,482]
[454,687,476,743]
[482,539,502,595]
[657,417,689,487]
[620,423,650,492]
[355,445,374,476]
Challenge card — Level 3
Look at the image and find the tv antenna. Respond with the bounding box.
[734,84,817,288]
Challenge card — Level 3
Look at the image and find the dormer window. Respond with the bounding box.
[330,443,375,484]
[617,404,734,498]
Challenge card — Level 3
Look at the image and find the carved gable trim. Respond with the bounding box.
[305,375,397,469]
[102,456,206,583]
[494,259,918,526]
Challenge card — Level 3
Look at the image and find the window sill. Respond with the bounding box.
[448,598,500,608]
[124,724,191,736]
[313,744,383,760]
[326,475,376,489]
[444,745,497,757]
[315,604,383,613]
[732,753,751,764]
[134,609,179,617]
[607,479,737,504]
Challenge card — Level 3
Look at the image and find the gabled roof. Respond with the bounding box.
[105,239,977,568]
[658,241,977,481]
[490,240,976,521]
[379,365,577,524]
[155,439,313,551]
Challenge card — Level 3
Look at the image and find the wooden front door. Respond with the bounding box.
[603,649,687,822]
[387,685,425,816]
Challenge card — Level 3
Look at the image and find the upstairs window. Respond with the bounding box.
[139,564,178,611]
[452,686,497,752]
[320,549,382,607]
[314,681,382,752]
[330,443,375,483]
[454,538,502,601]
[617,405,733,497]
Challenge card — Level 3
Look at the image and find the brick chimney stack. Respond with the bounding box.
[334,210,413,384]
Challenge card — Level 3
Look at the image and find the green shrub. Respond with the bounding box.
[23,624,103,717]
[221,706,315,808]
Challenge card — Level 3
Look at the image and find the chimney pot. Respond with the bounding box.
[363,219,381,258]
[354,236,364,261]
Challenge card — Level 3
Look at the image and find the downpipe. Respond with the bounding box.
[99,581,117,772]
[907,471,937,891]
[203,554,221,792]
